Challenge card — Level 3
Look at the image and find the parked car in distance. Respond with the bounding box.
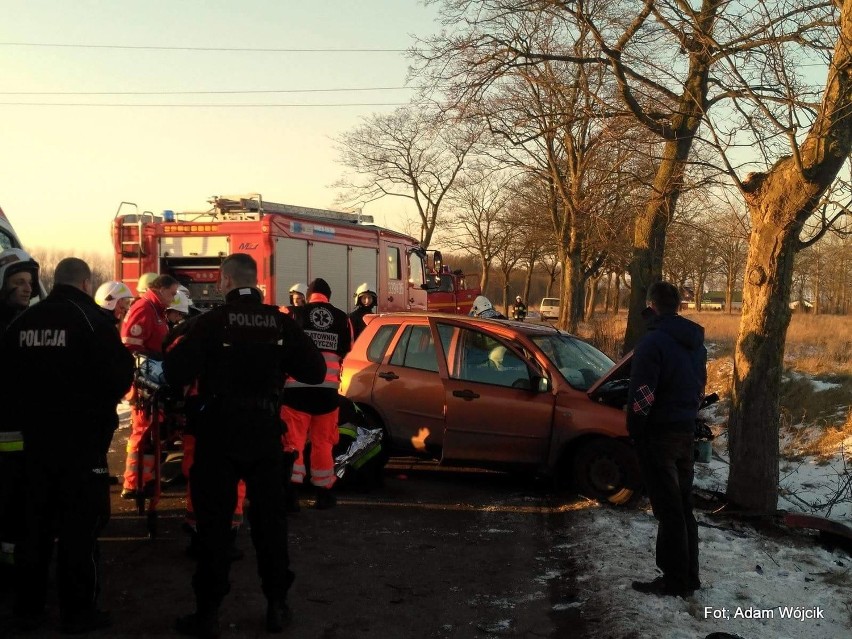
[539,297,560,320]
[340,313,640,505]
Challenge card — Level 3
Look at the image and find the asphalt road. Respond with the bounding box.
[1,410,601,639]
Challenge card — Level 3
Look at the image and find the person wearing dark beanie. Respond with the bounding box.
[307,278,332,299]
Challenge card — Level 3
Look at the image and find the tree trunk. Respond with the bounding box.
[695,273,705,312]
[603,271,614,313]
[623,1,721,350]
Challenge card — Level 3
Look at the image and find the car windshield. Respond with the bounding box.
[530,333,614,391]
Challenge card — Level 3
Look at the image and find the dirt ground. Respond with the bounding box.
[0,414,601,638]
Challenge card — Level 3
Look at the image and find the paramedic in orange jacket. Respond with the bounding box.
[119,274,180,499]
[281,278,353,509]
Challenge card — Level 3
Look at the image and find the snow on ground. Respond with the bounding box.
[577,504,851,639]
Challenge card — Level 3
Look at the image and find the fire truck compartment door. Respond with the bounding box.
[160,236,229,258]
[275,237,308,303]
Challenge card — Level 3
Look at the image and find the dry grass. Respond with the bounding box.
[781,409,852,460]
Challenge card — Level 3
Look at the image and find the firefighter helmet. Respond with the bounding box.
[470,295,494,317]
[137,272,159,294]
[169,290,192,315]
[0,248,40,300]
[289,282,307,296]
[95,280,133,311]
[354,282,376,298]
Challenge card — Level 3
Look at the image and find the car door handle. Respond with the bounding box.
[452,389,480,400]
[378,371,399,380]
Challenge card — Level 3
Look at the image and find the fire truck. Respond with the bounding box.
[112,194,441,312]
[424,250,480,315]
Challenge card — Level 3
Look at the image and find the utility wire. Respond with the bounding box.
[0,42,406,53]
[0,102,407,107]
[0,87,412,95]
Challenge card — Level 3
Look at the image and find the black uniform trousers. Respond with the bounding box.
[15,437,110,620]
[190,407,292,609]
[635,430,699,590]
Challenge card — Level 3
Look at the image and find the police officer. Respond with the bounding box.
[281,278,353,510]
[120,274,179,499]
[349,282,376,340]
[164,253,324,637]
[0,249,40,578]
[1,257,134,634]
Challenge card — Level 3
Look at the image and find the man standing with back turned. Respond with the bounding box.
[164,254,325,637]
[628,281,706,598]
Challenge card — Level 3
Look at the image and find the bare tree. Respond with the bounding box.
[724,3,852,512]
[335,104,478,249]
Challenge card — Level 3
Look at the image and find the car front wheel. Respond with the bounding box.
[571,439,641,507]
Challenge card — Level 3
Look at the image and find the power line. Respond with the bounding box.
[0,42,407,53]
[0,102,407,107]
[0,87,412,96]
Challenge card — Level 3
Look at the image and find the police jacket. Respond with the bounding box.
[282,293,352,415]
[121,289,169,356]
[0,284,135,453]
[162,287,325,415]
[626,313,707,439]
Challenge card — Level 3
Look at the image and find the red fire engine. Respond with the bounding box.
[424,250,480,315]
[113,194,459,313]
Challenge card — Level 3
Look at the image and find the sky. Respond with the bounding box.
[0,1,438,253]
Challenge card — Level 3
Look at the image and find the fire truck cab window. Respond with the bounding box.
[438,275,454,292]
[409,251,425,287]
[387,247,401,280]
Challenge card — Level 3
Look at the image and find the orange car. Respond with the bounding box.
[340,313,640,504]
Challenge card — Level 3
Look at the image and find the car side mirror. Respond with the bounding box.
[533,376,550,393]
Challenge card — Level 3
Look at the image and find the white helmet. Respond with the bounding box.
[169,290,192,315]
[289,282,307,296]
[516,295,522,302]
[354,282,376,298]
[470,295,493,317]
[137,272,159,294]
[95,280,133,311]
[0,248,40,298]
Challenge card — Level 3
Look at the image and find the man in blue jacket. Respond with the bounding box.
[628,281,706,598]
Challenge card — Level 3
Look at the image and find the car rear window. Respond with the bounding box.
[541,298,560,306]
[367,324,400,363]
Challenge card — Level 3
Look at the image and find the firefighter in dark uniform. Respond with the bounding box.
[281,278,353,510]
[348,282,377,341]
[1,257,134,634]
[163,253,325,637]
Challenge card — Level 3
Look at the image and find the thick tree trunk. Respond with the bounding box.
[560,249,584,333]
[623,1,721,350]
[603,271,614,313]
[727,216,797,512]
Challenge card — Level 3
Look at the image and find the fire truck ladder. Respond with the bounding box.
[210,194,374,224]
[114,202,156,283]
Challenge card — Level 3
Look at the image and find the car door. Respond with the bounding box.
[370,321,446,455]
[435,321,555,466]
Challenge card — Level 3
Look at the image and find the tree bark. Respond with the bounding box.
[728,1,852,512]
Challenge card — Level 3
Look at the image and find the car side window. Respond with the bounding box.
[389,325,438,372]
[441,325,530,388]
[367,324,400,364]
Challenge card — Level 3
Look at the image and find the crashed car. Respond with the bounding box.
[340,313,640,505]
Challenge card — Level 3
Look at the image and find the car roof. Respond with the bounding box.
[366,312,576,338]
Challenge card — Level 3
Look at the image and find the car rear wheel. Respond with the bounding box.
[571,439,641,507]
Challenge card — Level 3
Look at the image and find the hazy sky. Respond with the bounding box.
[0,1,437,253]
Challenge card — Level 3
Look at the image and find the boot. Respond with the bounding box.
[265,598,292,633]
[175,609,220,638]
[313,487,336,510]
